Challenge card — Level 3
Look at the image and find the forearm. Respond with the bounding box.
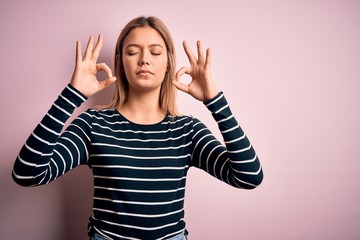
[192,92,263,189]
[12,85,87,186]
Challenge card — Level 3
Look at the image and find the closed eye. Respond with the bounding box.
[127,51,139,56]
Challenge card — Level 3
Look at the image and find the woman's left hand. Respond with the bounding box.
[173,41,218,102]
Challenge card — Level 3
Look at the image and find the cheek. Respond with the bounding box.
[156,58,168,73]
[159,67,168,82]
[122,59,133,75]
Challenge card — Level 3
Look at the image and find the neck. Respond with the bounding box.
[118,88,166,125]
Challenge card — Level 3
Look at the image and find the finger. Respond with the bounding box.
[175,66,191,80]
[172,79,189,93]
[205,48,211,69]
[183,41,197,65]
[75,40,82,64]
[99,76,117,89]
[197,40,205,65]
[83,36,94,60]
[91,34,103,61]
[96,63,113,78]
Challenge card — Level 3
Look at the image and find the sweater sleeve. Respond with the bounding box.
[12,84,91,187]
[191,92,263,189]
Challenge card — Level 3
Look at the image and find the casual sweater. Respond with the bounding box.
[12,84,263,240]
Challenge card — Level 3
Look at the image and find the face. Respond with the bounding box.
[122,26,168,93]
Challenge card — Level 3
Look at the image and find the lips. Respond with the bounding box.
[137,69,154,75]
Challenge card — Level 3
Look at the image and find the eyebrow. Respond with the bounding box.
[125,43,164,49]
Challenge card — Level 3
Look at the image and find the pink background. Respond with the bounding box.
[1,0,359,239]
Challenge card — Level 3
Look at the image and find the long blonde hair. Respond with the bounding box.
[104,16,178,116]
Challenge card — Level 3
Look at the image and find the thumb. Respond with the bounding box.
[172,80,189,94]
[99,77,117,90]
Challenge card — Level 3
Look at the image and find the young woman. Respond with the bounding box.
[12,16,263,240]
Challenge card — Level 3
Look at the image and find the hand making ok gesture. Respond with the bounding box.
[70,35,116,97]
[173,40,218,102]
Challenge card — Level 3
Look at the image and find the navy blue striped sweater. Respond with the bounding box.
[12,84,263,240]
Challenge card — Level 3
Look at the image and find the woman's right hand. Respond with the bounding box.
[70,35,116,97]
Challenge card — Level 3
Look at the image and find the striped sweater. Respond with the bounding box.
[12,84,263,240]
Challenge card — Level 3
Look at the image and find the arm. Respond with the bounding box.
[12,85,90,186]
[12,35,116,186]
[173,40,263,189]
[191,92,263,189]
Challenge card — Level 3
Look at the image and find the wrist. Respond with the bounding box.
[203,87,218,102]
[203,91,221,105]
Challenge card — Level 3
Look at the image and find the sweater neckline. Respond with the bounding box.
[113,109,170,127]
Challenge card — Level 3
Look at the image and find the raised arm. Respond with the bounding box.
[12,35,115,186]
[191,94,263,189]
[174,40,263,189]
[12,85,90,186]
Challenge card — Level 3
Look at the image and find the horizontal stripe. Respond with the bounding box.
[53,103,71,117]
[66,85,87,102]
[94,175,187,182]
[59,94,77,108]
[24,143,51,156]
[94,207,183,218]
[232,174,258,188]
[228,144,252,153]
[221,124,239,134]
[93,120,192,134]
[224,134,246,144]
[214,104,229,114]
[232,165,263,175]
[94,196,184,206]
[17,155,48,167]
[94,186,186,194]
[90,153,190,160]
[39,122,60,136]
[205,92,223,107]
[12,169,45,180]
[46,112,65,125]
[230,155,258,164]
[217,114,234,123]
[31,132,56,146]
[93,165,188,171]
[67,122,91,142]
[92,131,192,142]
[91,142,191,151]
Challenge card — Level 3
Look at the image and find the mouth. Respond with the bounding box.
[137,70,154,75]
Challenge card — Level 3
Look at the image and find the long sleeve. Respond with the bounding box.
[12,84,89,186]
[191,92,263,189]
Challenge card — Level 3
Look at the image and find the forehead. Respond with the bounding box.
[123,26,166,48]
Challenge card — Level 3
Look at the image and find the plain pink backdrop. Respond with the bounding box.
[1,0,359,239]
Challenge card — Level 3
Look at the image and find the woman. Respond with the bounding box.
[12,16,263,240]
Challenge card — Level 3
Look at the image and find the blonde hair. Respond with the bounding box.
[104,16,178,116]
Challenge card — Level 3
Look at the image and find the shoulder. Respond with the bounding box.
[167,114,198,125]
[164,114,205,131]
[88,108,119,117]
[77,108,120,123]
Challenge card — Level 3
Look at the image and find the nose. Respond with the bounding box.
[138,51,150,66]
[139,59,148,66]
